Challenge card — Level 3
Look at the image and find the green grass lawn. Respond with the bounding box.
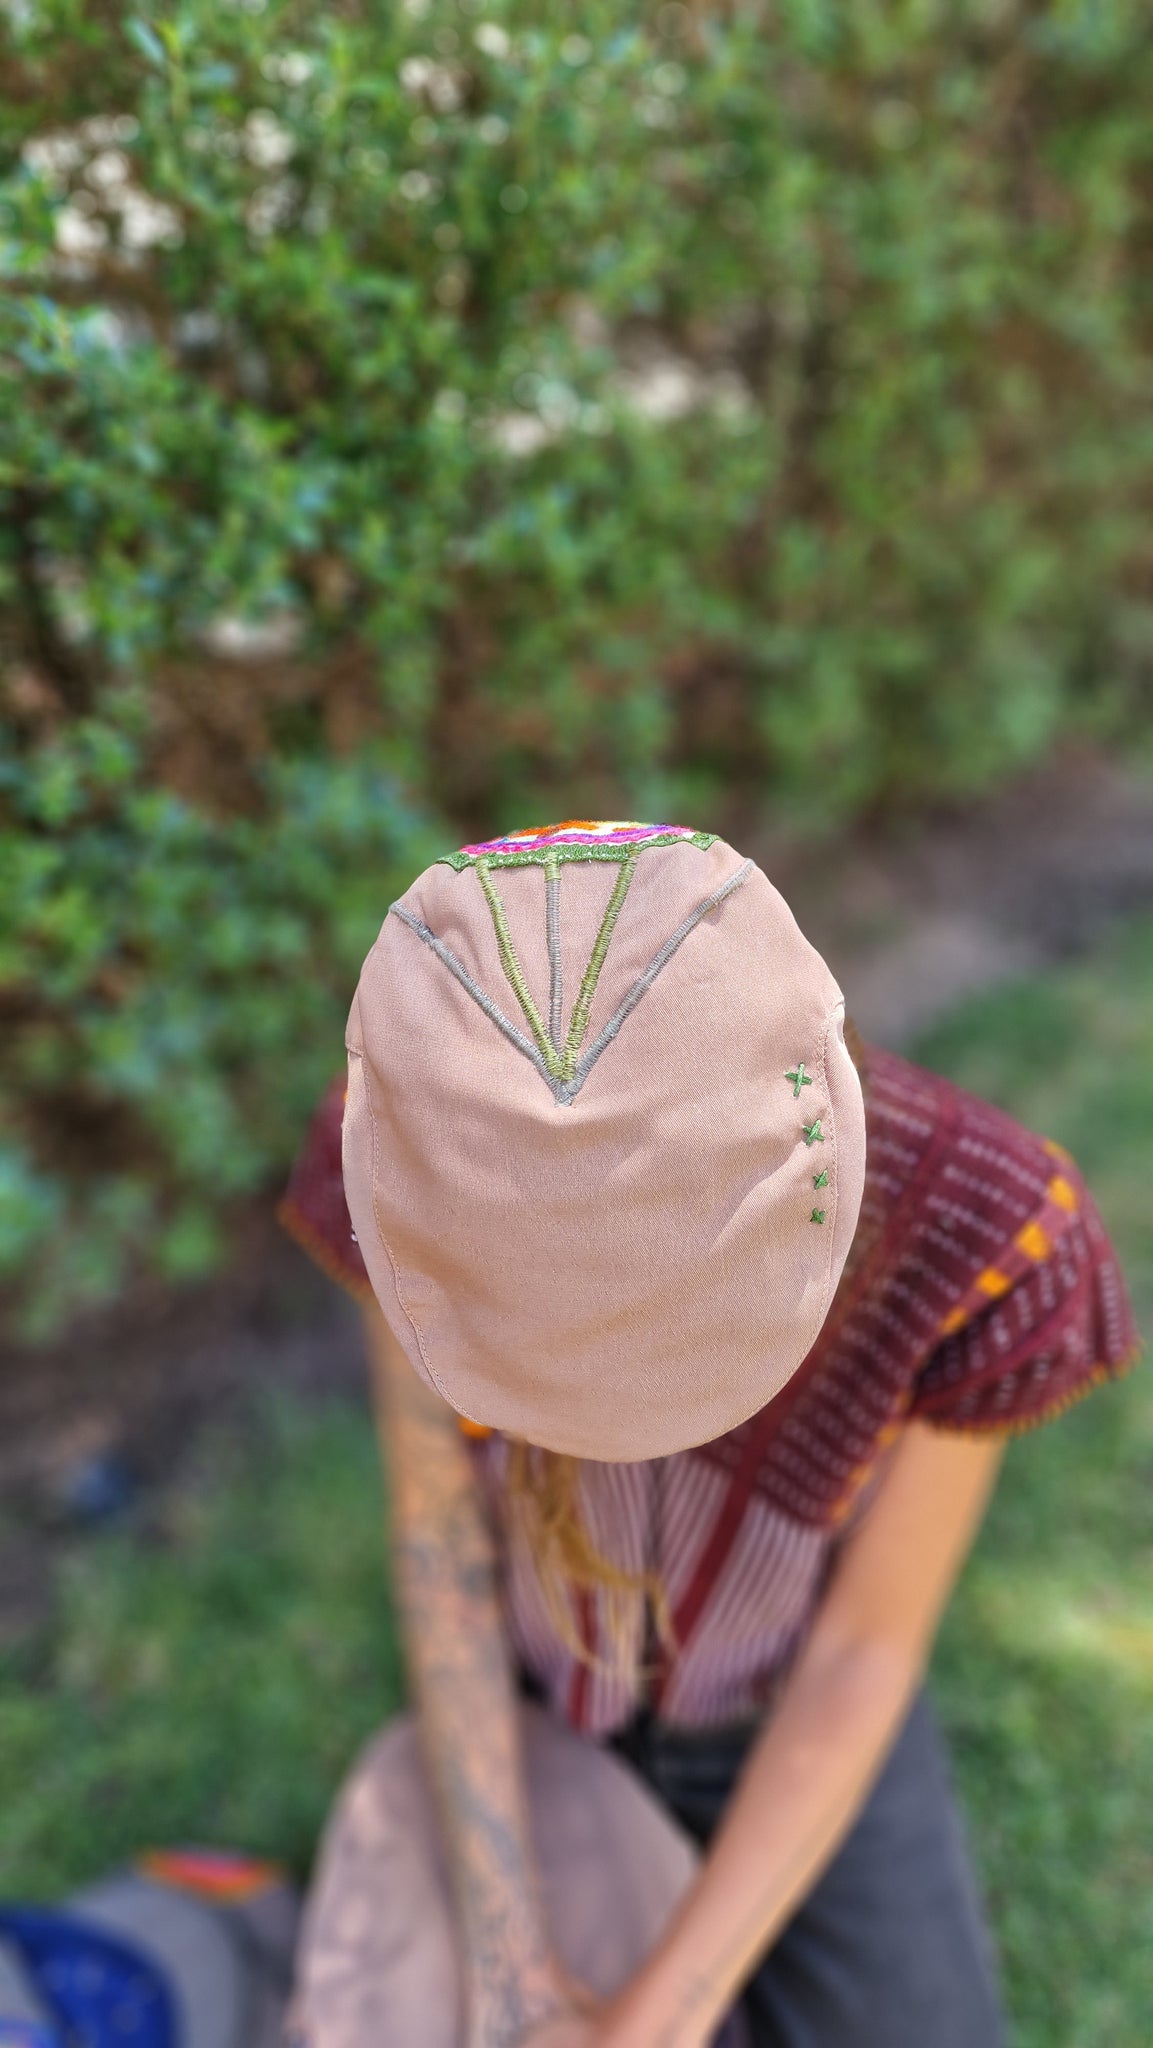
[1,918,1149,2045]
[915,917,1153,2048]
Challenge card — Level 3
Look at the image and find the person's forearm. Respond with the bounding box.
[367,1314,562,2041]
[600,1424,1005,2048]
[601,1635,918,2048]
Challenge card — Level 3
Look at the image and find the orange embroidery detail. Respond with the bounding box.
[1048,1174,1078,1212]
[939,1303,969,1336]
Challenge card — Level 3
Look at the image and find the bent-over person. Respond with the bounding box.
[280,820,1141,2048]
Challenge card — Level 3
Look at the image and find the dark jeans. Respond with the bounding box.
[611,1690,1007,2048]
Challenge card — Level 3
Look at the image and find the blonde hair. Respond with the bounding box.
[506,1018,869,1675]
[505,1439,675,1678]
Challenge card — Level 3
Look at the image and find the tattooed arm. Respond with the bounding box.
[363,1301,589,2048]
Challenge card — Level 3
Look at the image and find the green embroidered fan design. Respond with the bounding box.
[390,826,752,1105]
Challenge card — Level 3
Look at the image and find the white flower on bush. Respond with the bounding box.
[400,55,436,91]
[400,54,462,110]
[202,613,304,658]
[23,117,138,187]
[120,192,182,248]
[246,181,294,239]
[22,132,84,179]
[493,414,552,456]
[474,23,511,58]
[260,51,314,84]
[56,208,108,255]
[244,110,294,167]
[86,148,130,190]
[400,168,439,202]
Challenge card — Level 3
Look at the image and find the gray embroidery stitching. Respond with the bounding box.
[389,857,754,1106]
[388,903,557,1089]
[554,859,754,1104]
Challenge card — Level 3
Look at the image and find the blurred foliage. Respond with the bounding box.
[1,726,438,1332]
[3,0,1153,1329]
[0,922,1149,2044]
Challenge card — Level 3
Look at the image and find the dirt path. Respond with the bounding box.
[745,741,1153,1044]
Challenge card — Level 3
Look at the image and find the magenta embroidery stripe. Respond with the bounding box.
[438,820,719,869]
[464,820,700,854]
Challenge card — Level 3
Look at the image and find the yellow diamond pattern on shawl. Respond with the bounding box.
[938,1303,969,1336]
[975,1265,1013,1299]
[1014,1219,1052,1262]
[1048,1174,1079,1213]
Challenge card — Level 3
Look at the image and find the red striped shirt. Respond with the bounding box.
[281,1044,1142,1733]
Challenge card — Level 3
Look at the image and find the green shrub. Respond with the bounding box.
[2,2,1151,1330]
[2,722,438,1331]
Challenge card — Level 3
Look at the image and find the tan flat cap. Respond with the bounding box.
[343,822,866,1460]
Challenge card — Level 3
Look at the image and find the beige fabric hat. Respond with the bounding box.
[289,1701,750,2047]
[343,821,866,1460]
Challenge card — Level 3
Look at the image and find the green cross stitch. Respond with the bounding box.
[785,1062,813,1098]
[813,1169,829,1188]
[810,1208,826,1223]
[802,1118,825,1146]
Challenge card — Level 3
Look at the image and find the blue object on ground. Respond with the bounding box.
[54,1452,136,1525]
[0,1906,176,2047]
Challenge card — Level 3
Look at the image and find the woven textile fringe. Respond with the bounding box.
[921,1341,1144,1442]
